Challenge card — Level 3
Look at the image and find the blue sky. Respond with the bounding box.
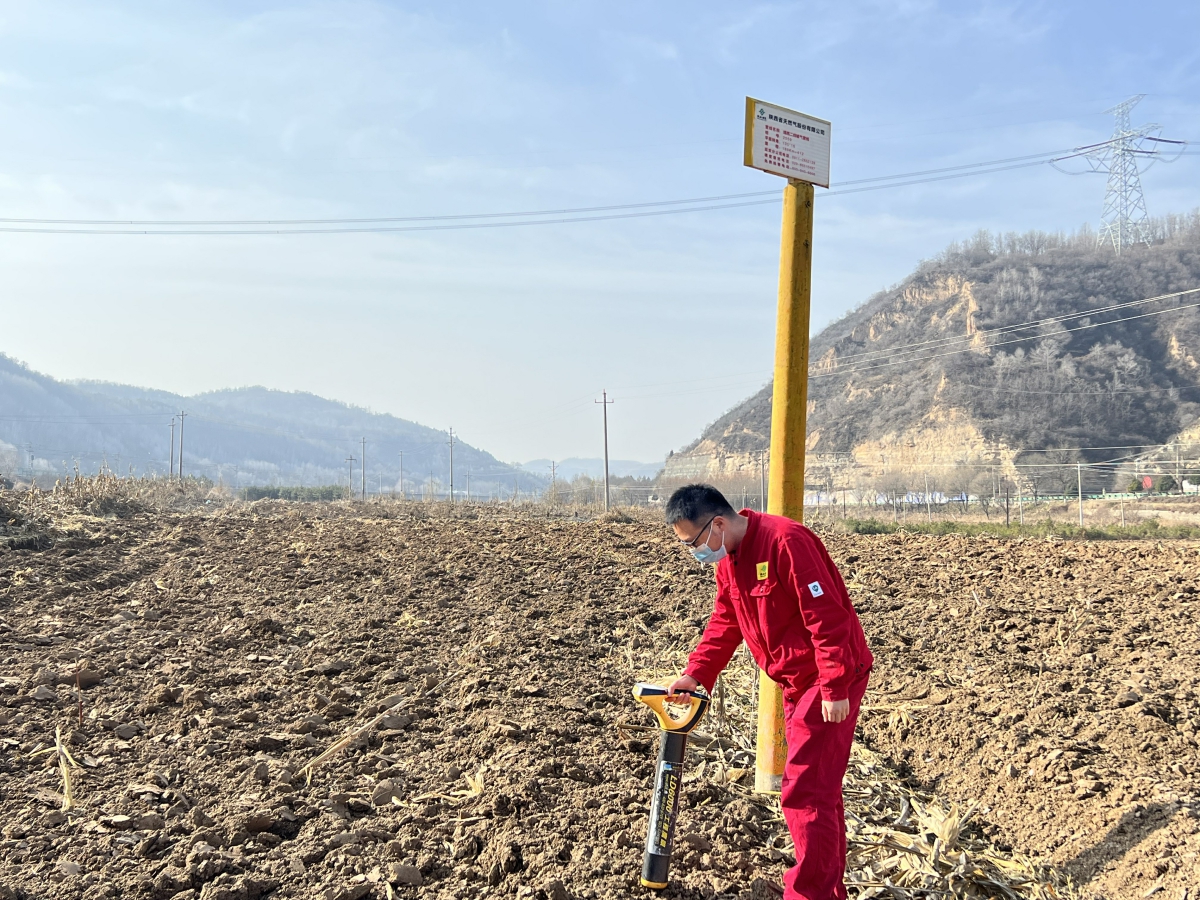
[1,1,1197,463]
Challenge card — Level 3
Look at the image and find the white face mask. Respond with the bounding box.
[690,523,727,564]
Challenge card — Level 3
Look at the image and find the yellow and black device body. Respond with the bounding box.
[632,681,710,890]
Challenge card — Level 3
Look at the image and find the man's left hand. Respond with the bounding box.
[821,699,849,723]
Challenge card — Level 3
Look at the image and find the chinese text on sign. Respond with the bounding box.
[743,97,831,188]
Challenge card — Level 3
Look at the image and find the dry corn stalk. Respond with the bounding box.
[30,725,82,811]
[461,768,485,797]
[861,703,931,735]
[842,764,1077,900]
[298,672,452,785]
[298,702,403,785]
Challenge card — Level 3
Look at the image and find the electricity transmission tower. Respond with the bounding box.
[1095,96,1154,251]
[1059,95,1185,253]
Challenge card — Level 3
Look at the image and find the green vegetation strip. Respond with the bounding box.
[837,517,1200,540]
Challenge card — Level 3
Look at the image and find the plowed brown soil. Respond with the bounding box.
[841,531,1200,898]
[0,504,1196,900]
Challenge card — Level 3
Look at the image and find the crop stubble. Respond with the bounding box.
[0,503,1196,899]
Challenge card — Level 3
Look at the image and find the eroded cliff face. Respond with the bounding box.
[850,274,983,351]
[847,405,1017,481]
[662,438,772,482]
[662,404,1018,484]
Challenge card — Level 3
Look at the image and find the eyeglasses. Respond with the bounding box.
[680,515,717,548]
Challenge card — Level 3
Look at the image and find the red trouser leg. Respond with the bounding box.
[779,671,869,900]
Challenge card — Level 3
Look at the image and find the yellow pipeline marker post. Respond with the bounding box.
[743,97,830,793]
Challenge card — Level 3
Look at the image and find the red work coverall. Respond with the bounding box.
[684,510,873,900]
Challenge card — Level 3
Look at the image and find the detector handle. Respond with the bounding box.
[632,682,709,734]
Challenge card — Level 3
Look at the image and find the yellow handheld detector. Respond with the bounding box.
[632,681,710,889]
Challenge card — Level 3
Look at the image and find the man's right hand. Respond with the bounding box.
[667,674,700,699]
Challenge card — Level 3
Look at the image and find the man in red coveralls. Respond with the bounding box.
[664,484,872,900]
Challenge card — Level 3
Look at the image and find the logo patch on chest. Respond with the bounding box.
[807,580,824,597]
[756,562,769,580]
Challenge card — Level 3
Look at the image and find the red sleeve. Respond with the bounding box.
[684,562,743,693]
[781,535,856,701]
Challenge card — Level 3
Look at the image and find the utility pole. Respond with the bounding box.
[1017,473,1024,526]
[169,417,176,478]
[924,473,932,523]
[177,411,187,480]
[360,437,366,501]
[548,461,557,505]
[398,451,404,500]
[596,391,612,511]
[758,171,819,793]
[447,428,456,504]
[758,449,767,511]
[346,456,356,500]
[1077,462,1084,526]
[466,469,471,503]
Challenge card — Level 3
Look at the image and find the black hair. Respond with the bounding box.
[665,483,737,526]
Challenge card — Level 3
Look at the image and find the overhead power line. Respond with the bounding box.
[957,381,1200,397]
[826,286,1200,368]
[521,286,1200,416]
[812,295,1200,381]
[0,199,773,235]
[0,148,1078,227]
[606,286,1200,404]
[0,144,1151,236]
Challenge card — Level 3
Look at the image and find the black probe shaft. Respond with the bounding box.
[641,730,689,888]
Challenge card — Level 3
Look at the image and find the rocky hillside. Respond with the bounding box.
[665,214,1200,493]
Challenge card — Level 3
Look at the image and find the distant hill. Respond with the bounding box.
[664,213,1200,494]
[0,355,540,495]
[520,457,663,480]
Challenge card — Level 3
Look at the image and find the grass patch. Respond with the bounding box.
[837,517,1200,540]
[241,485,345,502]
